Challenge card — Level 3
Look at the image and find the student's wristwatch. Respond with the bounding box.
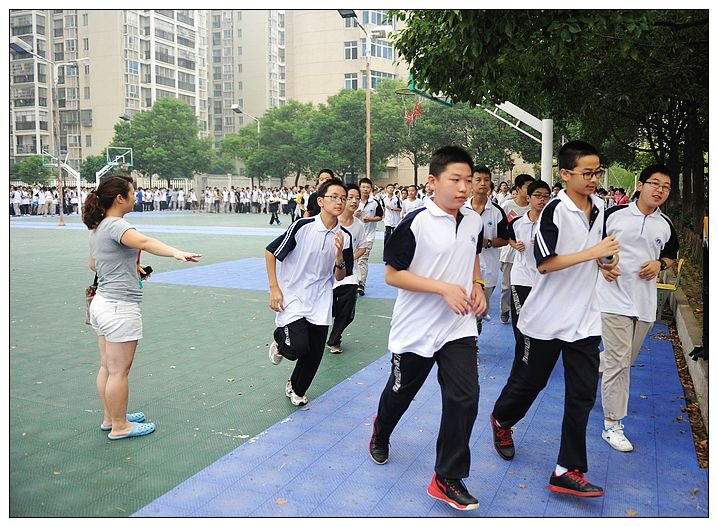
[486,240,493,248]
[334,261,346,270]
[658,259,668,271]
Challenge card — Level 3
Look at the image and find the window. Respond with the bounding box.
[361,70,395,89]
[361,38,394,60]
[83,37,89,51]
[213,101,223,114]
[155,43,175,65]
[344,73,358,90]
[177,10,194,26]
[154,19,175,42]
[224,116,233,126]
[223,29,232,39]
[84,64,90,75]
[126,60,139,75]
[84,86,90,99]
[223,81,232,92]
[344,41,358,60]
[178,71,195,91]
[363,10,389,25]
[155,65,176,87]
[344,16,358,28]
[82,13,88,26]
[65,39,77,52]
[65,14,77,27]
[80,109,92,125]
[223,46,232,57]
[126,84,140,98]
[177,26,195,48]
[86,135,92,147]
[54,42,64,62]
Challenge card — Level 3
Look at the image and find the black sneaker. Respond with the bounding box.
[368,418,389,464]
[490,413,515,460]
[357,285,365,297]
[427,474,479,511]
[548,469,604,497]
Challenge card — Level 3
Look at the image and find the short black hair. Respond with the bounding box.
[527,180,551,196]
[359,177,373,187]
[514,173,535,189]
[318,168,335,179]
[473,165,491,176]
[317,178,347,197]
[638,164,672,183]
[429,146,474,177]
[345,182,360,194]
[558,140,600,170]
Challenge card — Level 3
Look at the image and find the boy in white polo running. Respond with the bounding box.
[467,165,509,331]
[265,179,354,406]
[489,140,620,498]
[368,146,487,511]
[326,183,368,354]
[597,164,678,452]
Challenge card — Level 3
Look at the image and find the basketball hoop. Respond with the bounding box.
[395,87,422,134]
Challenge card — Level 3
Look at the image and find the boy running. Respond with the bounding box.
[489,140,620,498]
[265,179,354,405]
[369,146,487,511]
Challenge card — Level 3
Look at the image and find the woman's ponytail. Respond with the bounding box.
[82,175,134,229]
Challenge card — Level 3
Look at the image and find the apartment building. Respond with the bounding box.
[207,9,286,148]
[10,9,209,170]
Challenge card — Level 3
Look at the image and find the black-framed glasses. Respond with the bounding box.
[321,194,347,203]
[642,180,672,193]
[531,193,551,200]
[565,168,607,180]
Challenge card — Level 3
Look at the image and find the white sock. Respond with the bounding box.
[604,419,619,429]
[554,464,568,477]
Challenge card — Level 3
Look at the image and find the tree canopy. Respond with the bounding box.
[389,9,707,227]
[111,98,213,184]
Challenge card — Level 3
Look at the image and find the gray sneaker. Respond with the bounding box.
[268,340,283,365]
[285,380,308,406]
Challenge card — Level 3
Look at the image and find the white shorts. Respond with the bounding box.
[90,293,143,342]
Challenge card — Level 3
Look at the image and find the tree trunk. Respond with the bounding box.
[413,152,419,187]
[684,103,705,234]
[293,169,301,188]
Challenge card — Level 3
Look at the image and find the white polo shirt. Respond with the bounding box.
[597,202,678,322]
[508,214,539,287]
[401,198,424,217]
[499,199,532,264]
[357,197,382,243]
[384,198,484,358]
[517,190,605,342]
[383,195,402,228]
[334,217,368,289]
[266,215,354,327]
[466,199,508,288]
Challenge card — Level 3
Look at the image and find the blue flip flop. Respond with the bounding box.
[100,411,146,431]
[107,421,156,440]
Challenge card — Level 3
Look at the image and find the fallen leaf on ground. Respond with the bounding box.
[276,498,288,505]
[625,509,638,516]
[691,488,699,496]
[519,484,526,489]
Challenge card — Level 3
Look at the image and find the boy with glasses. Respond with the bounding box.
[265,179,354,405]
[489,140,620,498]
[596,164,678,452]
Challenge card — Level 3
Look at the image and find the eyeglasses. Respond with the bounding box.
[642,180,672,193]
[531,193,551,200]
[565,168,607,180]
[321,194,347,203]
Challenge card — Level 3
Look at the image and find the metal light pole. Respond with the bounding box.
[231,104,260,147]
[338,11,393,181]
[11,37,87,225]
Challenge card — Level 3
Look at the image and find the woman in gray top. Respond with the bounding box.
[83,175,201,440]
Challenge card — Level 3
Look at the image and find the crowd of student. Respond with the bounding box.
[79,140,677,513]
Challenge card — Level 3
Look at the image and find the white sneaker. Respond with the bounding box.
[268,341,283,365]
[328,344,343,354]
[483,314,492,321]
[285,380,308,406]
[602,422,634,452]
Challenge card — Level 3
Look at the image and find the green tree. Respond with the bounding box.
[111,98,213,187]
[80,154,109,183]
[10,155,53,185]
[390,9,707,230]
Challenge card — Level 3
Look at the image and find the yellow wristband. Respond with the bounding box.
[473,279,485,288]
